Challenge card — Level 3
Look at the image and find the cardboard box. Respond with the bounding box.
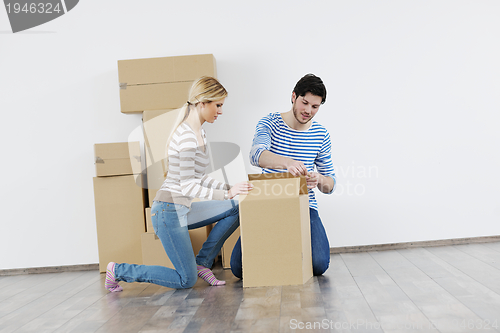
[239,173,312,287]
[145,207,153,233]
[118,54,217,113]
[143,109,184,206]
[93,175,146,272]
[221,227,240,269]
[141,232,174,268]
[141,226,213,268]
[94,142,141,177]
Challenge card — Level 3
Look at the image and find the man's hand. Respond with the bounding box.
[287,160,308,176]
[306,172,320,189]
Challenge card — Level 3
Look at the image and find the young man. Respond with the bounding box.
[230,73,336,277]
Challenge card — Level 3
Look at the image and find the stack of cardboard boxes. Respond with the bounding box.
[93,54,220,272]
[93,142,146,273]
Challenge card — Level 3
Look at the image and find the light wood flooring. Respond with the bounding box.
[2,242,500,332]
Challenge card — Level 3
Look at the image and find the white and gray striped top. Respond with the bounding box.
[154,123,229,207]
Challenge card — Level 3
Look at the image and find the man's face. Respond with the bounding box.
[292,92,322,125]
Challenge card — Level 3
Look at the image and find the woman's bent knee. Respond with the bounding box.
[179,272,197,289]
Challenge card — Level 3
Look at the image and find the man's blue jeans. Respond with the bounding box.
[115,199,239,289]
[230,208,330,278]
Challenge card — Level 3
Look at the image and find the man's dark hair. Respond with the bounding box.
[292,73,327,104]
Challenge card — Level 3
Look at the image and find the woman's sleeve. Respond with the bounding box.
[178,132,225,200]
[200,175,231,190]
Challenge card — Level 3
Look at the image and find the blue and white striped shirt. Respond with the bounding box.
[250,112,336,211]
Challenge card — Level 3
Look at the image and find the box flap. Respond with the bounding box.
[242,178,306,201]
[248,173,308,195]
[118,54,216,86]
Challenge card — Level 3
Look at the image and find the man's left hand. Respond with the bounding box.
[306,172,320,189]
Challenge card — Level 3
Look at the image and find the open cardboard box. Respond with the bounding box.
[239,173,312,287]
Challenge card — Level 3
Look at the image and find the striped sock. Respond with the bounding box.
[197,265,225,286]
[105,262,123,292]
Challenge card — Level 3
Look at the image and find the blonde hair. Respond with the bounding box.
[162,76,228,177]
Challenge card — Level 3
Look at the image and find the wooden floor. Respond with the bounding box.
[2,242,500,332]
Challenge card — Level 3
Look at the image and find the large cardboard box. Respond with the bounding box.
[118,54,217,113]
[141,226,213,268]
[93,175,146,272]
[142,109,184,206]
[239,173,312,287]
[94,142,141,177]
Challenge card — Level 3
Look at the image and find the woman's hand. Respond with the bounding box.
[228,182,253,199]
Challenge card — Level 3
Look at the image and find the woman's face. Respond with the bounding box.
[201,98,225,123]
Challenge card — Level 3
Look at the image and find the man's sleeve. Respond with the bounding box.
[316,130,336,194]
[249,115,272,167]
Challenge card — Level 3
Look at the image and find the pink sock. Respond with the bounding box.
[197,265,225,286]
[105,262,123,292]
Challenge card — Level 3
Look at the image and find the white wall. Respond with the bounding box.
[1,0,499,270]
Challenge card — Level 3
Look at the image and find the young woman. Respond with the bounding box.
[105,76,252,291]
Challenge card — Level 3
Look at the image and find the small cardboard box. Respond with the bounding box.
[93,175,146,272]
[141,226,213,268]
[143,109,184,206]
[94,142,141,177]
[239,173,312,287]
[118,54,217,113]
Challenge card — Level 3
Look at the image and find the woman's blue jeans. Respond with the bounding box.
[230,208,330,278]
[115,199,239,289]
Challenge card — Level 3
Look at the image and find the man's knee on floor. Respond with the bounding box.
[312,257,330,276]
[230,264,242,279]
[229,236,243,279]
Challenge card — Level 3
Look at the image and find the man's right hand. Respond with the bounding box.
[286,160,308,176]
[258,151,307,176]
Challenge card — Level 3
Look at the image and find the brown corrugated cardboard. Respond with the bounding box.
[93,175,146,272]
[118,54,217,113]
[141,226,213,268]
[143,108,184,206]
[141,232,174,268]
[221,227,240,269]
[239,173,312,287]
[190,225,212,256]
[145,207,153,233]
[94,142,141,177]
[120,82,193,114]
